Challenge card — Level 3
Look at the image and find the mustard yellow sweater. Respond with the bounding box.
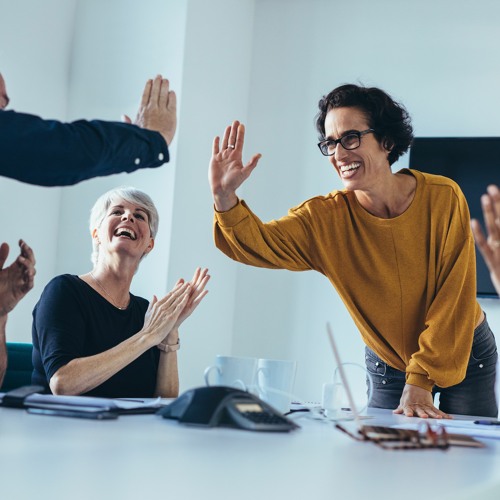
[214,169,482,391]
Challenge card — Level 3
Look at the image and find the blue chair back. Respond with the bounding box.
[1,342,33,392]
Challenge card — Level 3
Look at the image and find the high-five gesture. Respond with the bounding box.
[209,120,262,211]
[123,74,177,146]
[471,184,500,295]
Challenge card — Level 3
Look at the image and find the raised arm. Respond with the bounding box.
[471,184,500,295]
[0,75,176,186]
[209,120,262,212]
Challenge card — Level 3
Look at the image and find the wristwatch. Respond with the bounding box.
[157,339,180,352]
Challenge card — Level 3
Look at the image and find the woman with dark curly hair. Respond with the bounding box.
[209,83,497,419]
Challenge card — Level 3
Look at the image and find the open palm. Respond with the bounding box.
[173,267,210,329]
[209,120,261,211]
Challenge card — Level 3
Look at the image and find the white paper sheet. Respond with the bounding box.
[24,394,163,411]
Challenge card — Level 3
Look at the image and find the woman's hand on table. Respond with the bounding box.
[393,383,451,419]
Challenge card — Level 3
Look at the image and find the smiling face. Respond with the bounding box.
[93,197,154,263]
[323,106,391,192]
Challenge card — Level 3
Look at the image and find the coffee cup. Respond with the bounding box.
[204,355,258,392]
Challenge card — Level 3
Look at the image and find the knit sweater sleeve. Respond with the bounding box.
[213,199,317,272]
[405,191,479,391]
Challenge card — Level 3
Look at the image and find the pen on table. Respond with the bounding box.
[473,420,500,426]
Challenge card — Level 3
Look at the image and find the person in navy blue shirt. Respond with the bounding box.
[0,72,176,186]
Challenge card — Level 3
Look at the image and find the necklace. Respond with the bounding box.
[89,272,129,310]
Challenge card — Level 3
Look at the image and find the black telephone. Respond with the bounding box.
[158,386,299,432]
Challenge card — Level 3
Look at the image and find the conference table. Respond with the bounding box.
[1,404,500,500]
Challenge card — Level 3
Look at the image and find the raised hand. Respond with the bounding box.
[209,120,262,211]
[0,239,36,316]
[471,185,500,295]
[123,75,177,145]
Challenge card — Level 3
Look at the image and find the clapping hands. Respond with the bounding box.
[143,268,210,346]
[0,239,36,316]
[172,267,210,330]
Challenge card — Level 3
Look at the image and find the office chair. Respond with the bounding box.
[1,342,33,392]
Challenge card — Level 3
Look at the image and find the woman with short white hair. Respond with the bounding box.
[32,186,209,398]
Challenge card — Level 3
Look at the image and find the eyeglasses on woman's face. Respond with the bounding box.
[317,129,375,156]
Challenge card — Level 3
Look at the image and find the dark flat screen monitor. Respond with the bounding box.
[409,137,500,299]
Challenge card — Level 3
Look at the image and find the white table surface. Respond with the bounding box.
[1,405,500,500]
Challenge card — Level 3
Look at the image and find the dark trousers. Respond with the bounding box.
[365,316,498,418]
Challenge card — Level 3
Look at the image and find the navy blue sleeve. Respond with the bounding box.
[0,109,169,186]
[32,276,88,384]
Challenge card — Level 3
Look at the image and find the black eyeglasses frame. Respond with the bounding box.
[317,128,376,156]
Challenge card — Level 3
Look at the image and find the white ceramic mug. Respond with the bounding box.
[204,355,258,392]
[256,358,297,413]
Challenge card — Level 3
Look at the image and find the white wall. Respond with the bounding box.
[2,0,500,404]
[169,0,257,389]
[55,0,188,297]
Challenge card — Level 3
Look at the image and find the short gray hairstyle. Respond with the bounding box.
[89,186,159,265]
